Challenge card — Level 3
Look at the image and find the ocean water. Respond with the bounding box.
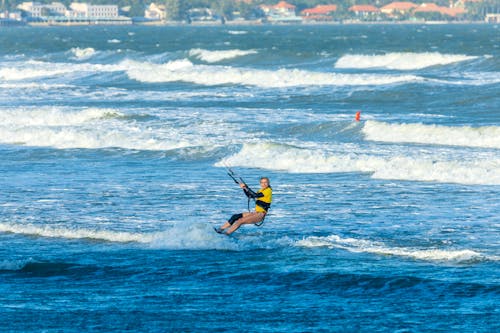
[0,24,499,332]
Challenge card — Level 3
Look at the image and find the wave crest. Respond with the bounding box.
[0,107,119,127]
[69,47,96,60]
[126,59,422,88]
[363,120,500,149]
[335,52,478,70]
[0,222,148,243]
[0,60,121,81]
[0,259,32,271]
[0,107,195,150]
[218,142,500,185]
[296,234,493,263]
[189,48,257,63]
[0,222,238,250]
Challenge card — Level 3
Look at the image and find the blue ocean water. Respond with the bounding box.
[0,24,499,332]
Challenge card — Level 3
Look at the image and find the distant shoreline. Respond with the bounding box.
[20,19,490,27]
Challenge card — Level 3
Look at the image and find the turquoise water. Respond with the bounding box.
[0,25,499,332]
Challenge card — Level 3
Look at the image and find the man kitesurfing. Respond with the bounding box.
[215,166,272,235]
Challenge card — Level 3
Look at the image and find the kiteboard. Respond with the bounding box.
[213,227,225,234]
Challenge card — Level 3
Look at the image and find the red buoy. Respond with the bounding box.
[355,111,361,122]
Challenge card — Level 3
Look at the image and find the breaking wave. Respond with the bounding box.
[0,220,498,262]
[69,47,96,60]
[335,52,478,70]
[0,222,238,250]
[296,234,495,263]
[0,64,72,81]
[4,58,495,88]
[4,59,417,87]
[0,124,194,151]
[0,222,148,243]
[0,258,33,271]
[0,60,121,81]
[363,120,500,149]
[125,59,422,88]
[189,48,258,63]
[441,71,500,86]
[218,142,500,185]
[0,107,196,150]
[0,83,73,89]
[0,107,118,126]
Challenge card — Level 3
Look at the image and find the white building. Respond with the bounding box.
[485,13,500,23]
[11,12,22,20]
[17,2,67,17]
[145,3,166,20]
[0,11,22,20]
[69,3,118,18]
[260,1,301,23]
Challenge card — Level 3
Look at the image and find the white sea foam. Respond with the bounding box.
[363,120,500,149]
[0,107,195,150]
[0,105,247,151]
[228,30,248,35]
[0,61,121,81]
[69,47,96,60]
[149,223,238,250]
[0,107,118,126]
[189,48,257,63]
[125,59,422,88]
[335,52,478,70]
[462,71,500,85]
[296,234,492,262]
[0,222,151,243]
[107,39,121,44]
[441,71,500,86]
[0,65,71,81]
[218,142,500,185]
[0,221,495,259]
[0,83,73,89]
[2,57,493,89]
[0,122,193,150]
[0,259,33,271]
[0,222,238,250]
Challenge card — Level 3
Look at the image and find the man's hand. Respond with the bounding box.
[239,183,247,189]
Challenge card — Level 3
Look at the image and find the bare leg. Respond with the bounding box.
[226,212,264,235]
[218,212,251,232]
[219,222,231,230]
[218,213,242,231]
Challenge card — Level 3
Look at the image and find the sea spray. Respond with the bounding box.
[296,234,493,263]
[362,120,500,149]
[188,48,258,63]
[335,52,478,70]
[125,59,423,87]
[218,142,500,185]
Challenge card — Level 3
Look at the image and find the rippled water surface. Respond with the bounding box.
[0,25,499,332]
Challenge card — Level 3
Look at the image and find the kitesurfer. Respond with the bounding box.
[215,177,272,235]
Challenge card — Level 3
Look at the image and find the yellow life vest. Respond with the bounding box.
[255,187,272,213]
